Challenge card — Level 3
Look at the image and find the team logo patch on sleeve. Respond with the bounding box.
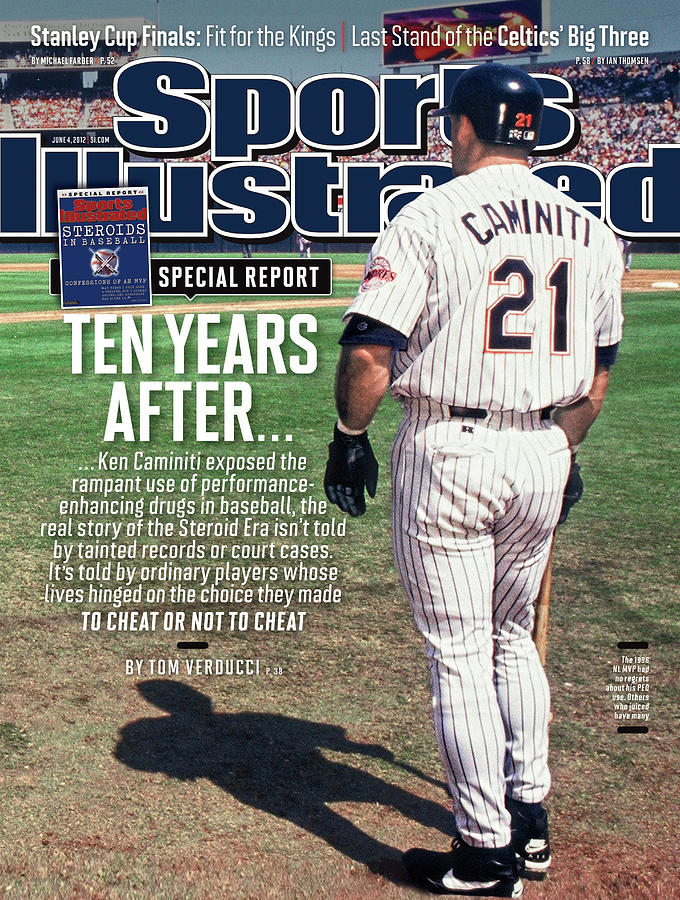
[360,256,397,292]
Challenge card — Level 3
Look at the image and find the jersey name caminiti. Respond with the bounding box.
[345,164,623,413]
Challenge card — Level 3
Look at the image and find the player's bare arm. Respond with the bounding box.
[334,344,392,432]
[553,364,611,452]
[324,343,392,517]
[553,363,612,524]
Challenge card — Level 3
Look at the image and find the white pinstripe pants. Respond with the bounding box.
[392,405,571,849]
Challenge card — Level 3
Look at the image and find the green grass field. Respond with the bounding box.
[1,254,679,898]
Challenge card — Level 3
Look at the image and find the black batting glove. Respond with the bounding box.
[324,424,378,517]
[557,456,583,525]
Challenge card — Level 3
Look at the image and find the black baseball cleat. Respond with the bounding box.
[506,797,551,879]
[402,837,523,896]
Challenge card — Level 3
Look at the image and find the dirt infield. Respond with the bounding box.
[332,263,364,279]
[0,262,50,271]
[0,296,353,326]
[623,269,680,291]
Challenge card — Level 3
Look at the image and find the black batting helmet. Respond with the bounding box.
[429,64,543,149]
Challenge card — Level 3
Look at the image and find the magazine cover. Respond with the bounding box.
[58,186,152,309]
[1,1,678,898]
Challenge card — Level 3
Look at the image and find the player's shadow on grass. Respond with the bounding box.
[114,680,454,883]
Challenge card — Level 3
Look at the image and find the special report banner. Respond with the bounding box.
[1,2,678,898]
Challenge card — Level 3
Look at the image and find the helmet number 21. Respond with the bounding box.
[484,256,571,354]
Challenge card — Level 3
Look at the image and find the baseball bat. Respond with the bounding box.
[533,539,554,666]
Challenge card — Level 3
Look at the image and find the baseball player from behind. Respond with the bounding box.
[324,64,623,896]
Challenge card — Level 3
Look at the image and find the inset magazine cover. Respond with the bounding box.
[58,186,151,308]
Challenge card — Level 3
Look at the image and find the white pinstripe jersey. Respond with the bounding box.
[345,164,624,412]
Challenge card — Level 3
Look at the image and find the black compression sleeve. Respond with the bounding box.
[339,315,408,350]
[596,343,619,368]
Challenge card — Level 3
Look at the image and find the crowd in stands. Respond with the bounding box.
[528,59,680,170]
[2,86,119,129]
[533,59,680,106]
[86,96,119,128]
[543,99,680,171]
[10,91,82,129]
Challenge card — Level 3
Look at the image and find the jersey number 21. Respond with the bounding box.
[484,256,571,355]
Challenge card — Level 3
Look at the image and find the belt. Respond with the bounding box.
[448,405,553,421]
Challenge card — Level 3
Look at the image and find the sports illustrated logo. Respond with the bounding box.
[360,256,397,291]
[90,248,119,277]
